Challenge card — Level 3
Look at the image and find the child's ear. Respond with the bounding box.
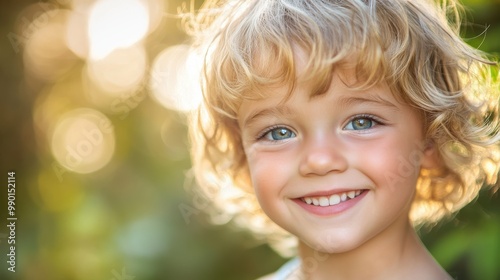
[420,140,442,169]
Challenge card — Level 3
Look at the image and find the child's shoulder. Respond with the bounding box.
[256,273,275,280]
[257,258,300,280]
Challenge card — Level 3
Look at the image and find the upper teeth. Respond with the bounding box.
[303,190,362,207]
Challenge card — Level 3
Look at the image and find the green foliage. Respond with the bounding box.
[423,191,500,280]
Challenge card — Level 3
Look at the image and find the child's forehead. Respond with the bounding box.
[242,68,395,110]
[247,45,375,98]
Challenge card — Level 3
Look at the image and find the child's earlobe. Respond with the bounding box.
[420,140,442,170]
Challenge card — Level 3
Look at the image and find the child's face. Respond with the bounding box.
[237,59,436,253]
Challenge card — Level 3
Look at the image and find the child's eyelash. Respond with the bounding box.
[343,113,388,132]
[347,114,385,125]
[256,125,293,141]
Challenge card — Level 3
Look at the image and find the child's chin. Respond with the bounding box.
[300,234,363,255]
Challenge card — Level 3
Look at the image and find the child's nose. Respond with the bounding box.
[298,136,348,176]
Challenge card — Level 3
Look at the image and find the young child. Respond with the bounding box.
[184,0,500,279]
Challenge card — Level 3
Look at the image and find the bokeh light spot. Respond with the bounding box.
[149,44,203,112]
[23,9,77,82]
[51,108,115,174]
[88,0,149,60]
[65,10,89,58]
[86,45,147,95]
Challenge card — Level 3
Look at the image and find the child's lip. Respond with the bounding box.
[299,189,366,206]
[293,190,369,216]
[297,188,367,198]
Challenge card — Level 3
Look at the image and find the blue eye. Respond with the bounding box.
[263,127,296,141]
[345,117,375,130]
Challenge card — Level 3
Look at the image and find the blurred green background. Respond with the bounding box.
[0,0,499,279]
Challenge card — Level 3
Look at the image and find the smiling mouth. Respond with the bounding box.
[301,190,366,207]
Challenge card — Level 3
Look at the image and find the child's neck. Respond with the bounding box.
[296,221,450,280]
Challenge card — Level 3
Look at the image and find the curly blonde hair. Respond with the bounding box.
[184,0,500,256]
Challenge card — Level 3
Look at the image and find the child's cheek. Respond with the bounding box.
[361,136,423,193]
[245,147,296,215]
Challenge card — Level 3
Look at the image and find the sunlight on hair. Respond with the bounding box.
[482,154,500,184]
[410,201,444,225]
[87,0,149,60]
[149,44,203,112]
[86,45,147,95]
[51,108,115,174]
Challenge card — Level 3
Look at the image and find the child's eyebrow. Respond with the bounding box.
[242,106,294,128]
[337,95,399,111]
